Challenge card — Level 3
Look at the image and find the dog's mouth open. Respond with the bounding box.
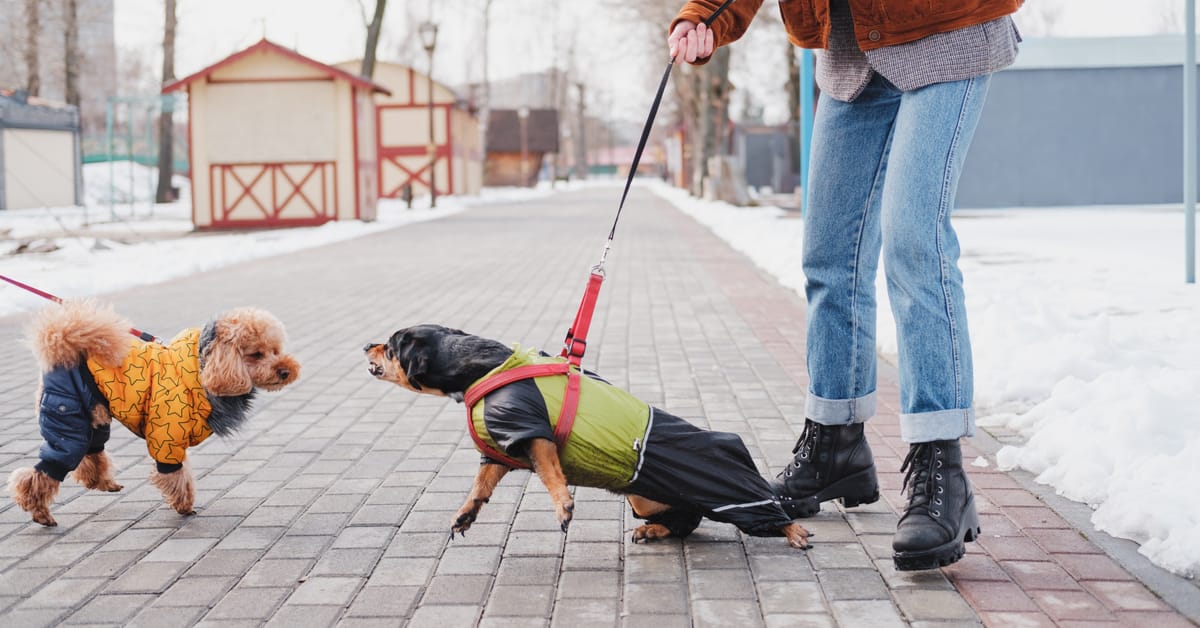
[363,344,387,378]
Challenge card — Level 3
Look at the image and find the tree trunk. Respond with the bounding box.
[574,82,588,179]
[360,0,388,78]
[63,0,80,108]
[690,47,731,197]
[25,0,40,97]
[156,0,178,203]
[785,43,801,192]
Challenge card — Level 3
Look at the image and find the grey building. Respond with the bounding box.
[0,89,83,210]
[958,35,1197,208]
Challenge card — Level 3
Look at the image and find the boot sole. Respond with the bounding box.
[779,467,880,519]
[892,498,981,571]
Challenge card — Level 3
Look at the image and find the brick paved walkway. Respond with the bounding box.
[0,185,1196,627]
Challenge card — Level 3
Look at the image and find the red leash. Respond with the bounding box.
[1,274,163,343]
[559,0,736,367]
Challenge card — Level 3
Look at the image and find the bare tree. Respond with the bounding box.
[156,0,178,203]
[62,0,79,108]
[360,0,388,78]
[1012,1,1065,37]
[25,0,41,96]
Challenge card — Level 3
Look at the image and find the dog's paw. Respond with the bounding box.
[32,511,58,527]
[557,500,574,533]
[97,480,123,492]
[631,523,672,543]
[782,522,810,550]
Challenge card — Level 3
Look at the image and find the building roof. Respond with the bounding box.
[487,109,559,153]
[163,39,391,95]
[1011,35,1200,71]
[0,89,79,129]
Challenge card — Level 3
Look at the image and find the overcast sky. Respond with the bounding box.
[112,0,1188,125]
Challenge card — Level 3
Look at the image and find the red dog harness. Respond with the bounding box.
[463,362,581,469]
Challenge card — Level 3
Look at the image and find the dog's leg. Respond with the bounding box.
[72,409,122,492]
[150,461,195,515]
[452,462,511,537]
[527,439,574,533]
[627,495,674,541]
[781,522,811,549]
[7,468,61,526]
[72,452,123,492]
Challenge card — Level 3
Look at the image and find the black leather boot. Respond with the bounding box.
[770,418,880,518]
[892,439,981,571]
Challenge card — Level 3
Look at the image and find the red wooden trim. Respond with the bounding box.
[207,162,336,228]
[205,77,335,85]
[188,90,197,226]
[196,217,331,231]
[445,108,454,194]
[408,68,415,106]
[351,88,361,221]
[163,38,390,95]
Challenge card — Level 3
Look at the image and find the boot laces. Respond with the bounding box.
[900,442,944,517]
[790,421,820,465]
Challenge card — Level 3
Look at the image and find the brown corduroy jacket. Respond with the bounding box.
[673,0,1023,54]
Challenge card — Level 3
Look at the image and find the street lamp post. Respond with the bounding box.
[419,20,438,208]
[518,106,530,187]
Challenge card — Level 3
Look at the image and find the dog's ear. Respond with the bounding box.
[389,328,430,391]
[201,322,254,396]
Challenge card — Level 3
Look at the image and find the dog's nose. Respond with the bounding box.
[277,367,291,380]
[363,343,377,353]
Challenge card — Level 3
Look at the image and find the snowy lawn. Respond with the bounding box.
[653,182,1200,578]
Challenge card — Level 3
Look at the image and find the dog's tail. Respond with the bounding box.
[28,299,133,371]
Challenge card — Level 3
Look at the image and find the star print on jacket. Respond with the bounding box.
[87,328,214,464]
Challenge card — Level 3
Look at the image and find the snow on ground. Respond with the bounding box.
[653,182,1200,578]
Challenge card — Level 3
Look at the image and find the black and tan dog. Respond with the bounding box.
[365,324,809,548]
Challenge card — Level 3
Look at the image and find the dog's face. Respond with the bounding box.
[201,308,300,396]
[364,325,452,397]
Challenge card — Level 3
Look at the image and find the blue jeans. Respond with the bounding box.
[803,73,991,443]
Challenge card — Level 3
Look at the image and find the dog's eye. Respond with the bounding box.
[384,347,394,360]
[248,351,264,360]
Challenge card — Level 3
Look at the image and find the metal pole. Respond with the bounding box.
[799,49,815,218]
[1186,0,1196,284]
[126,102,134,217]
[145,104,154,215]
[106,98,114,220]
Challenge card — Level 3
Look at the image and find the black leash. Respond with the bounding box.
[599,0,738,266]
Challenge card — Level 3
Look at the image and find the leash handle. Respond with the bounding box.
[1,274,163,344]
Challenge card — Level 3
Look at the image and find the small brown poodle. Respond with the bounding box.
[7,299,300,526]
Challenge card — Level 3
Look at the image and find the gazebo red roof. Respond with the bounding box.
[162,38,391,95]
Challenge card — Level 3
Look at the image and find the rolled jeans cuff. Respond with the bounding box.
[899,408,975,443]
[805,391,876,425]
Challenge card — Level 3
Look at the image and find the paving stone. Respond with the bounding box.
[64,593,156,623]
[308,548,383,577]
[557,570,619,598]
[154,576,237,607]
[238,558,312,588]
[127,605,208,628]
[421,574,493,605]
[16,577,106,609]
[103,561,189,594]
[757,581,826,615]
[485,584,554,616]
[693,599,764,628]
[815,568,890,601]
[892,589,979,622]
[204,586,290,619]
[619,614,691,628]
[550,598,618,627]
[406,604,483,627]
[187,549,265,576]
[829,600,907,628]
[623,582,688,615]
[265,604,343,627]
[345,584,420,617]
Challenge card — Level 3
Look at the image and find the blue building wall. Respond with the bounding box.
[957,36,1196,208]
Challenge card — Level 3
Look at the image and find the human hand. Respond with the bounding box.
[668,21,714,64]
